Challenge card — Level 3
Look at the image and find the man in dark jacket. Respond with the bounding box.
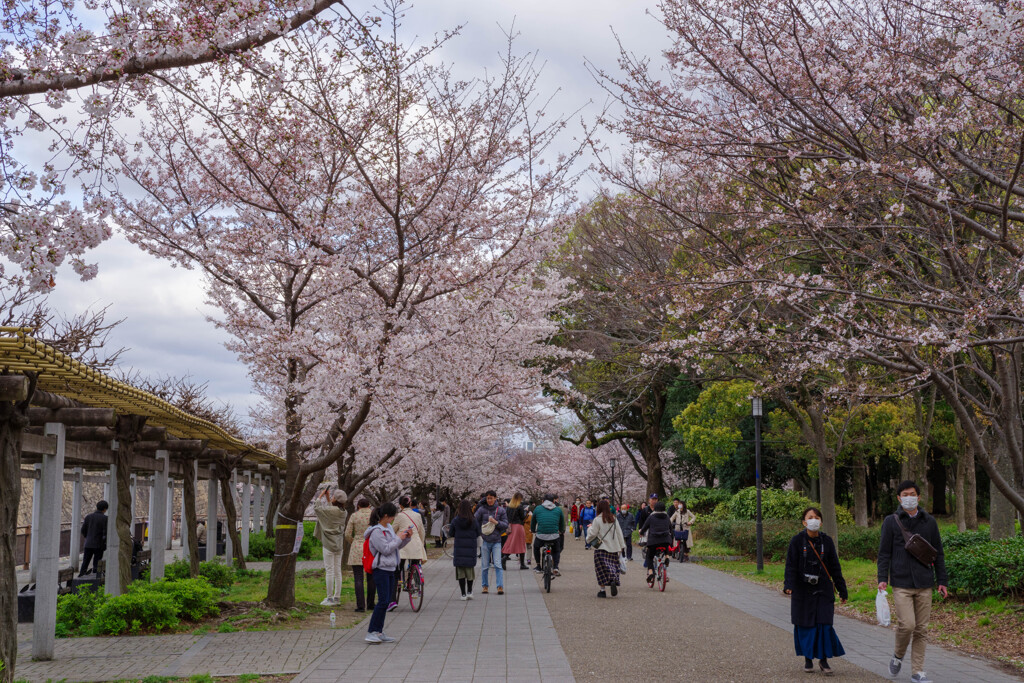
[79,500,108,576]
[878,480,948,683]
[639,501,673,579]
[616,504,636,560]
[474,490,508,594]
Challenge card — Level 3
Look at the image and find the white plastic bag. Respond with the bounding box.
[875,589,891,626]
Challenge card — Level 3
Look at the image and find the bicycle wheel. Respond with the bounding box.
[543,553,552,593]
[658,562,667,592]
[441,525,453,558]
[408,564,424,612]
[395,567,403,605]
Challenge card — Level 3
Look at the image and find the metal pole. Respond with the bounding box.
[610,461,616,510]
[755,413,764,573]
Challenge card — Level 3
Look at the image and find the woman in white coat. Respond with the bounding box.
[586,499,627,598]
[391,495,427,607]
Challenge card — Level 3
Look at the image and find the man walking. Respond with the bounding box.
[579,499,597,549]
[878,480,948,683]
[475,490,508,595]
[616,503,636,561]
[79,500,108,576]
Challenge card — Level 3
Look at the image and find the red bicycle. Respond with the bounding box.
[395,560,424,612]
[647,547,670,592]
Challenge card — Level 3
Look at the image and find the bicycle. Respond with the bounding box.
[538,540,557,593]
[395,560,425,612]
[647,547,670,592]
[440,524,453,558]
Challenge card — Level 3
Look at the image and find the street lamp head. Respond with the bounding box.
[751,396,763,417]
[609,456,617,469]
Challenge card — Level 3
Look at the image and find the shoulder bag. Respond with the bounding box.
[892,512,938,567]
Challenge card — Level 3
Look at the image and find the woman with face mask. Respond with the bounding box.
[783,507,849,676]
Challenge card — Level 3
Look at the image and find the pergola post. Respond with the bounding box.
[240,471,251,559]
[180,478,189,561]
[32,422,66,660]
[224,469,236,563]
[253,474,264,533]
[28,463,41,582]
[206,475,218,561]
[105,462,121,595]
[149,451,169,580]
[69,467,84,570]
[130,473,138,542]
[165,479,174,551]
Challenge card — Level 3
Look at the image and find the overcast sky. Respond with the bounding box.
[45,0,672,422]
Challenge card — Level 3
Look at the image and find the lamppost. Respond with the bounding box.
[608,457,618,510]
[752,396,764,573]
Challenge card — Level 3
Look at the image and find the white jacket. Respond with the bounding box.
[394,508,427,560]
[586,517,626,554]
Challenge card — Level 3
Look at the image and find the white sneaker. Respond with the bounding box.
[460,594,468,601]
[378,633,397,643]
[467,592,474,600]
[320,597,334,606]
[910,673,933,683]
[365,632,382,644]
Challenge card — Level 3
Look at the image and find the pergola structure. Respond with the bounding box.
[0,328,285,670]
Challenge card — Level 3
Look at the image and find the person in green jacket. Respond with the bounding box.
[531,493,565,575]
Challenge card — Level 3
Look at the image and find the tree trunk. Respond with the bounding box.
[639,438,665,498]
[818,450,838,541]
[965,442,978,530]
[182,459,200,577]
[955,450,967,532]
[218,472,246,570]
[0,399,29,683]
[114,415,147,591]
[928,452,947,515]
[852,454,868,528]
[265,470,280,539]
[990,439,1017,540]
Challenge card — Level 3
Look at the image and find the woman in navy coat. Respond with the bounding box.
[451,499,481,599]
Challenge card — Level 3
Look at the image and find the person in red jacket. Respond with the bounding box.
[570,498,581,539]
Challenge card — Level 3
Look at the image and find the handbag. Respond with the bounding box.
[590,522,614,549]
[892,512,938,566]
[619,554,628,574]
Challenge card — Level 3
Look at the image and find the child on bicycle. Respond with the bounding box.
[639,501,673,583]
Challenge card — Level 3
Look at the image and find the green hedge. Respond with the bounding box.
[245,522,322,561]
[695,519,881,561]
[162,559,235,589]
[946,537,1024,598]
[669,487,732,515]
[716,487,855,526]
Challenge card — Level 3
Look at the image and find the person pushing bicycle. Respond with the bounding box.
[639,501,673,584]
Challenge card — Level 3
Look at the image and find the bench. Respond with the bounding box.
[17,566,79,622]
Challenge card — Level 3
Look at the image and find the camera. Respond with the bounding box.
[803,573,820,585]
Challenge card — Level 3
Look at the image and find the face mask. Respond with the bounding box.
[805,518,821,532]
[900,496,918,510]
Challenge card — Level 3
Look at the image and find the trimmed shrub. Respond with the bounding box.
[55,585,108,637]
[941,530,990,552]
[141,578,220,621]
[694,519,882,561]
[164,558,235,589]
[946,537,1024,598]
[246,524,322,562]
[91,590,179,635]
[670,487,732,515]
[725,487,855,526]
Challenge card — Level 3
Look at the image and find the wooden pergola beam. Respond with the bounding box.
[0,375,30,401]
[26,407,115,427]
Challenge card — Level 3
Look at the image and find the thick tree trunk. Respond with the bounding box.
[990,440,1017,540]
[818,450,838,541]
[639,438,665,498]
[852,454,868,528]
[265,470,280,539]
[0,400,29,683]
[114,415,146,591]
[955,451,967,532]
[218,473,246,570]
[965,443,978,530]
[182,460,200,577]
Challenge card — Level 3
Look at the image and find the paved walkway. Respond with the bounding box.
[292,558,574,683]
[671,560,1023,683]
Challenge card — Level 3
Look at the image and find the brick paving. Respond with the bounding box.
[291,558,575,683]
[671,560,1024,683]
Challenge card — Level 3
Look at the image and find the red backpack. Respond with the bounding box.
[362,527,380,573]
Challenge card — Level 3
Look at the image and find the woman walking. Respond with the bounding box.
[451,499,481,599]
[345,498,375,613]
[783,507,849,676]
[364,502,414,643]
[585,500,627,598]
[670,500,696,562]
[502,493,529,570]
[313,487,348,606]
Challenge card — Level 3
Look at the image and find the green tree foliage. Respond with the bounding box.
[673,380,755,469]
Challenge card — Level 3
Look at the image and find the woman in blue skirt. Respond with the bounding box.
[784,506,848,676]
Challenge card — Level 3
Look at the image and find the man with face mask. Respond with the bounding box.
[877,480,948,683]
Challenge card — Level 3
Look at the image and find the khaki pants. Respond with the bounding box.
[893,587,932,673]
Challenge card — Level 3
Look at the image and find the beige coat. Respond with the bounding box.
[585,517,627,554]
[671,508,697,550]
[313,500,347,554]
[344,507,373,566]
[394,508,427,560]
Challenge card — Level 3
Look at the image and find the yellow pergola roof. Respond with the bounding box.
[0,327,283,468]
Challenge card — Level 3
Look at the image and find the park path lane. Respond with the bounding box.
[291,553,575,682]
[540,536,887,682]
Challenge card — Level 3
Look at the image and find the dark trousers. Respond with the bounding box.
[623,539,633,560]
[351,564,376,611]
[369,569,396,634]
[533,539,561,569]
[80,547,104,575]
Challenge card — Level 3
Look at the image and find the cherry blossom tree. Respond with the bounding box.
[0,0,348,291]
[112,5,578,606]
[599,0,1024,527]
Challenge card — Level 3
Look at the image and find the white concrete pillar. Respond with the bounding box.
[240,471,251,559]
[103,478,110,501]
[33,423,66,660]
[105,462,121,596]
[29,463,41,582]
[165,480,174,551]
[206,475,218,561]
[253,474,264,533]
[150,451,169,580]
[69,467,84,567]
